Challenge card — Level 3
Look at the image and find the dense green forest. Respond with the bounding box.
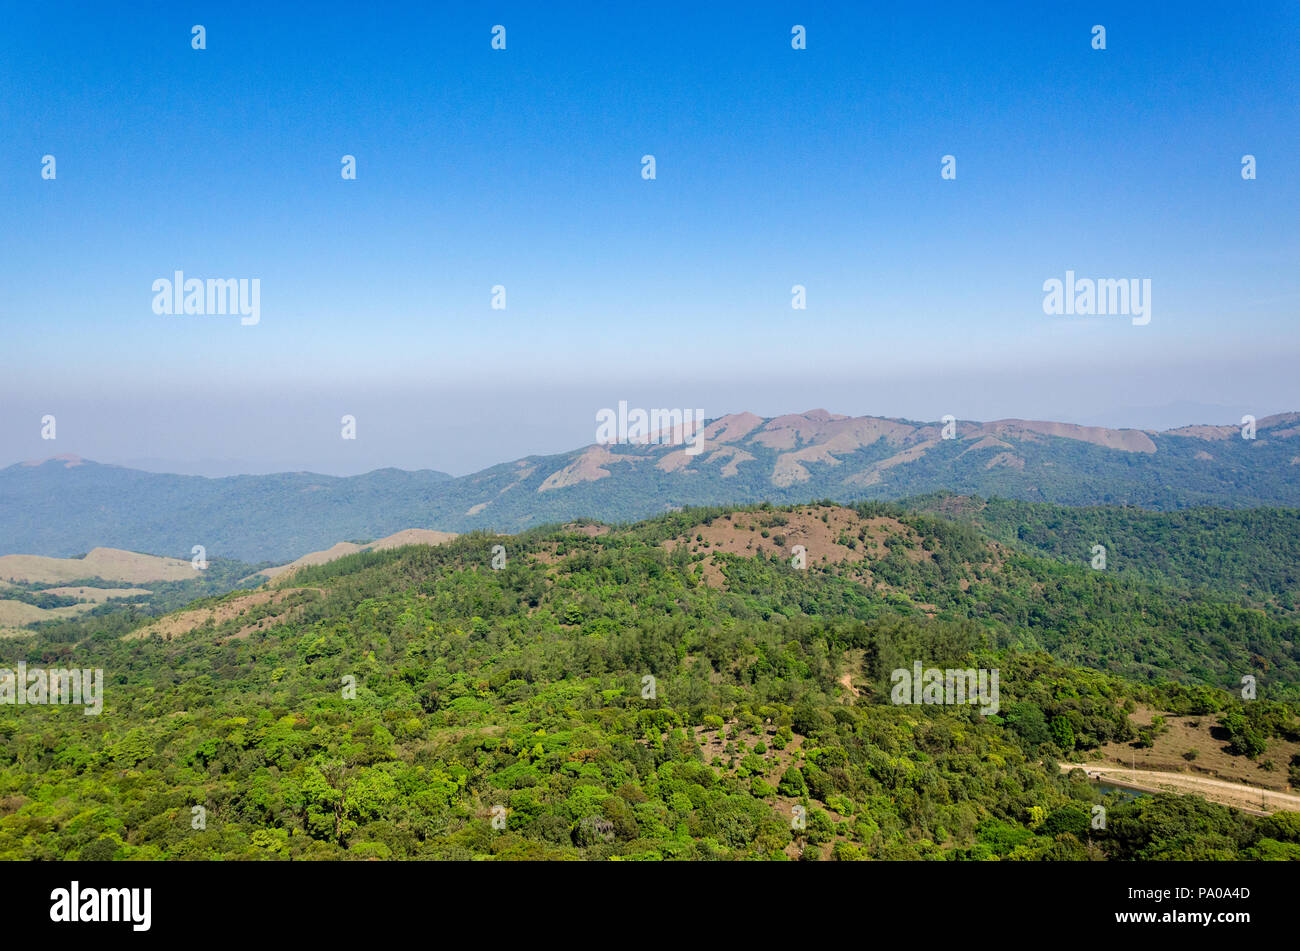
[0,503,1296,860]
[905,495,1300,610]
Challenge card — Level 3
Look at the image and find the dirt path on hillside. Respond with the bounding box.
[1061,763,1300,815]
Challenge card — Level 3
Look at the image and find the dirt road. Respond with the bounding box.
[1060,763,1300,815]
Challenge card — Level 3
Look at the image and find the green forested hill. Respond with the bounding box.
[905,495,1300,610]
[0,503,1296,861]
[0,459,453,563]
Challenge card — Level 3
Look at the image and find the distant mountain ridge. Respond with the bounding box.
[0,460,454,562]
[3,409,1298,562]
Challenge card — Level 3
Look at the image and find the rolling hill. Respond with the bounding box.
[1,501,1296,861]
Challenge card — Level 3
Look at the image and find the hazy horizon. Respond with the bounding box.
[4,3,1297,477]
[4,390,1292,479]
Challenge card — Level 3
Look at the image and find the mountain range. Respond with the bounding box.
[3,409,1298,563]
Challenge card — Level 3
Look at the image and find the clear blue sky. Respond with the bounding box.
[2,1,1297,475]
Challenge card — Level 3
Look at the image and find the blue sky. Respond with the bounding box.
[2,2,1297,475]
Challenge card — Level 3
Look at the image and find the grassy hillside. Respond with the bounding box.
[0,503,1296,861]
[0,557,267,639]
